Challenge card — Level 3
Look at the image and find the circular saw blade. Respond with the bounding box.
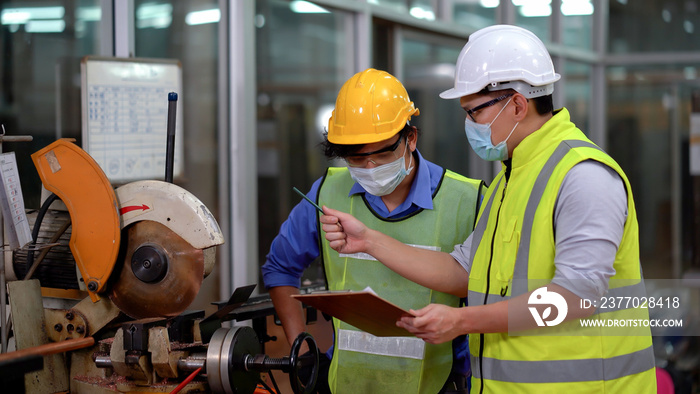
[109,220,205,319]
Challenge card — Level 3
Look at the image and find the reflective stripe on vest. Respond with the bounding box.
[341,244,441,261]
[467,139,654,386]
[337,329,426,360]
[512,140,601,295]
[319,167,482,394]
[471,346,654,382]
[468,175,504,273]
[468,140,644,307]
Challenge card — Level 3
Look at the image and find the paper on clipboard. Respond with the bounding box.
[291,288,416,337]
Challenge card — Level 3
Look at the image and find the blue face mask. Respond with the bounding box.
[464,97,518,162]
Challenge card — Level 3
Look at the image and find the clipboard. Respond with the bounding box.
[291,290,415,337]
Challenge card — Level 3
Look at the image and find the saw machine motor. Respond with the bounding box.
[0,139,320,393]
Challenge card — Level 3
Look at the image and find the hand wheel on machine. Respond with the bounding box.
[286,332,319,394]
[206,327,320,394]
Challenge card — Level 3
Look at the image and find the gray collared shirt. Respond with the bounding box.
[450,160,626,301]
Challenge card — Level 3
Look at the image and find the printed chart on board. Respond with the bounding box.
[81,56,183,184]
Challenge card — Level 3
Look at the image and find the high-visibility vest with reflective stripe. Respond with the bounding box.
[318,166,482,394]
[467,109,656,393]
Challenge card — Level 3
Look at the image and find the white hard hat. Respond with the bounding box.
[440,25,561,99]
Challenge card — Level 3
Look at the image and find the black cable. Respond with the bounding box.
[24,193,59,279]
[268,371,282,394]
[257,376,276,393]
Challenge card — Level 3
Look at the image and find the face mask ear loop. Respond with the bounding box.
[403,138,414,175]
[500,121,519,146]
[488,96,516,146]
[487,96,513,128]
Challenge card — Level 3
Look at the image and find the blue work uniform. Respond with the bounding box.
[262,150,477,378]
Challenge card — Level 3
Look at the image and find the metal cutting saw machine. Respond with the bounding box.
[0,139,319,394]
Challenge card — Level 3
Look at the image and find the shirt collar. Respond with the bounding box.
[349,149,435,216]
[511,108,570,170]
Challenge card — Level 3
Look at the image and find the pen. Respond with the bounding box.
[293,187,324,213]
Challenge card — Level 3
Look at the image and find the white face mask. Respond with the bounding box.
[347,142,414,196]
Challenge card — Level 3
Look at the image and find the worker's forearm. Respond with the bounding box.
[364,228,469,297]
[459,302,509,333]
[462,285,595,334]
[269,286,306,345]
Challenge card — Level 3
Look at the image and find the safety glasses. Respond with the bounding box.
[465,93,514,122]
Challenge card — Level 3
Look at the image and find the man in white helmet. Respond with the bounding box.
[263,68,483,393]
[320,25,657,392]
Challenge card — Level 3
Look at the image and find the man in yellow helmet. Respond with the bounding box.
[320,26,657,393]
[262,68,483,393]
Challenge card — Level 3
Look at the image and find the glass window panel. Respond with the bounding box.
[563,60,591,133]
[256,0,353,288]
[607,64,700,278]
[609,0,700,53]
[561,0,593,49]
[401,33,474,178]
[514,0,551,43]
[0,0,102,208]
[453,0,497,30]
[408,0,435,21]
[134,0,221,307]
[369,0,408,13]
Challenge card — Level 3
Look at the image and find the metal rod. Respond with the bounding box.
[94,355,113,368]
[177,355,207,372]
[95,353,208,372]
[55,62,62,139]
[0,336,94,363]
[165,92,178,183]
[0,136,33,142]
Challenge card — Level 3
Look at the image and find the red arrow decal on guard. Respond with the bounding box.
[119,204,150,215]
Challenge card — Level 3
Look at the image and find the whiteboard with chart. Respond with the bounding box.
[81,56,183,184]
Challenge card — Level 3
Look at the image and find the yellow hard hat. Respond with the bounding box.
[328,68,420,145]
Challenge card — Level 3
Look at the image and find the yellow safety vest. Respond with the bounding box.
[467,109,656,393]
[318,166,482,394]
